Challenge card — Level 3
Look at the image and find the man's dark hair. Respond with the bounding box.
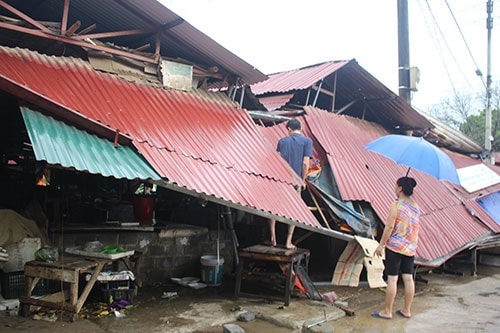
[286,119,301,131]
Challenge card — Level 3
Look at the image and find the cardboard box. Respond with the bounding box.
[332,236,386,288]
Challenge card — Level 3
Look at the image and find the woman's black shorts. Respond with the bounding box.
[384,248,415,276]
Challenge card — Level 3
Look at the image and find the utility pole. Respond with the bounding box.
[485,0,494,163]
[398,0,411,105]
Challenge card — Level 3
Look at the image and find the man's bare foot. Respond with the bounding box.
[285,244,296,250]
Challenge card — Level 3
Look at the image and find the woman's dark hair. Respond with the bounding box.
[397,176,417,196]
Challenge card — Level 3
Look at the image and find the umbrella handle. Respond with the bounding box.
[405,167,411,177]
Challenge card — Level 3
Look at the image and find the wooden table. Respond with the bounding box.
[19,254,136,320]
[234,245,310,306]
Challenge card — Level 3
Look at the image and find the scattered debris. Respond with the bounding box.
[161,291,178,300]
[113,308,126,318]
[305,310,328,328]
[321,291,338,304]
[223,323,245,333]
[32,309,58,322]
[237,311,255,322]
[334,301,355,316]
[334,300,348,308]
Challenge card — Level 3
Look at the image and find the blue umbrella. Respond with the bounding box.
[366,134,460,185]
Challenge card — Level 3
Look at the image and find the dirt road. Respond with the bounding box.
[2,264,499,332]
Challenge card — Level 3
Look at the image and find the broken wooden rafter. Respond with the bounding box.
[0,21,157,64]
[311,83,335,98]
[65,20,81,36]
[72,28,155,41]
[336,99,357,115]
[306,182,332,230]
[0,0,51,33]
[61,0,69,35]
[78,23,96,35]
[134,43,151,52]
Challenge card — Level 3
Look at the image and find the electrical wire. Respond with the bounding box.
[421,0,484,97]
[445,0,486,88]
[420,0,459,97]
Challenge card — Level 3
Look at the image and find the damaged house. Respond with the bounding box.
[245,60,500,277]
[0,0,340,295]
[0,0,499,310]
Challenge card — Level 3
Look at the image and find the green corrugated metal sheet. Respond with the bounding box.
[21,107,160,180]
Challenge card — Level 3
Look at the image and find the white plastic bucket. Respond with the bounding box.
[200,255,224,285]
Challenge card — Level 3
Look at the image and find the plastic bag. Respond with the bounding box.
[35,246,59,263]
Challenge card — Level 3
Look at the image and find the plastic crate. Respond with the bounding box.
[0,270,49,299]
[100,279,131,291]
[102,287,135,304]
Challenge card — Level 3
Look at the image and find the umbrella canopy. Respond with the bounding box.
[366,134,460,185]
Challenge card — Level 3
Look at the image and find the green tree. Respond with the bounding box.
[427,82,499,151]
[459,108,500,151]
[427,91,477,130]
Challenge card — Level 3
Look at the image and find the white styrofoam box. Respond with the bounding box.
[1,238,41,272]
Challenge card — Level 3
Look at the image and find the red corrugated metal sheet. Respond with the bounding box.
[258,94,294,111]
[251,61,350,95]
[262,106,498,266]
[250,60,433,132]
[0,0,267,85]
[0,46,320,228]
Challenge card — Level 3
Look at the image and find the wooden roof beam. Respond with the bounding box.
[60,0,69,35]
[0,0,51,33]
[0,21,157,64]
[72,29,155,40]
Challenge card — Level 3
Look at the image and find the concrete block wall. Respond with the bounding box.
[52,225,234,286]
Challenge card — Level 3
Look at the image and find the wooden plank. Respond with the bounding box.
[38,290,70,303]
[19,296,76,313]
[75,262,105,312]
[24,265,77,283]
[239,252,295,263]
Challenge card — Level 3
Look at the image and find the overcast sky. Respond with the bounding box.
[160,0,497,111]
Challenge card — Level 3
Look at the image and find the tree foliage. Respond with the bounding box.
[459,108,500,151]
[426,82,500,152]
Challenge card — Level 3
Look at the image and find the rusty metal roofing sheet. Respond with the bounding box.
[288,106,497,266]
[21,106,160,181]
[0,46,319,228]
[251,60,433,132]
[251,61,350,95]
[0,0,267,85]
[258,94,294,111]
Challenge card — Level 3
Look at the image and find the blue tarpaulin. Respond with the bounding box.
[308,164,375,237]
[477,191,500,225]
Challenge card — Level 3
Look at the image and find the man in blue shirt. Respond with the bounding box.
[269,118,313,249]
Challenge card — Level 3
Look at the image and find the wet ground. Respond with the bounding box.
[2,263,500,332]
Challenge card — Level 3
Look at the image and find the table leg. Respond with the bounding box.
[234,256,244,300]
[75,262,105,313]
[284,262,293,306]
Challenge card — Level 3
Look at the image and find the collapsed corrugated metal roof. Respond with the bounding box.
[422,112,485,155]
[260,106,500,267]
[0,45,325,232]
[250,60,433,133]
[0,0,267,85]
